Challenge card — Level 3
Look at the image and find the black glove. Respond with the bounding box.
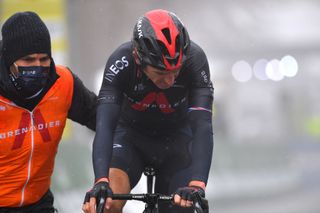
[174,185,205,201]
[83,181,113,204]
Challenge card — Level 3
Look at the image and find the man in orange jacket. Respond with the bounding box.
[0,11,97,212]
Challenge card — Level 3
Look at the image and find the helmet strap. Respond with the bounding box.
[132,49,141,65]
[133,49,148,71]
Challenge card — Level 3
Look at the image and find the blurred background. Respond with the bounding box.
[1,0,320,212]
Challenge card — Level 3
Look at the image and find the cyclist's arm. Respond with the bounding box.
[187,44,214,186]
[68,70,98,131]
[188,107,213,185]
[93,87,122,181]
[91,44,131,181]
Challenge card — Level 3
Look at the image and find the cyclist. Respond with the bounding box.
[0,11,97,212]
[83,9,214,213]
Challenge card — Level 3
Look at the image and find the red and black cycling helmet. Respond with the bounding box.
[133,9,190,71]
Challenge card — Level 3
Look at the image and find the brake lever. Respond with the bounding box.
[97,197,106,213]
[192,193,209,213]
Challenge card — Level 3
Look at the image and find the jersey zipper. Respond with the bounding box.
[19,111,35,207]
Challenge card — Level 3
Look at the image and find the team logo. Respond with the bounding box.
[12,109,54,150]
[104,56,129,82]
[131,92,175,114]
[136,18,143,38]
[0,109,58,149]
[113,144,123,149]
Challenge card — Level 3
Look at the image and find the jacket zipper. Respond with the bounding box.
[19,111,35,207]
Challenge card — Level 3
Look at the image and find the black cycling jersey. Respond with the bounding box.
[93,41,214,183]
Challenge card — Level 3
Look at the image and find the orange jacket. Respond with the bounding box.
[0,65,73,207]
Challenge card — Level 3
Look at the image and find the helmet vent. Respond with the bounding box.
[158,40,179,66]
[143,38,157,55]
[161,28,172,44]
[175,35,181,55]
[182,28,189,51]
[157,40,170,57]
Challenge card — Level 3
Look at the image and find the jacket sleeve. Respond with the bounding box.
[187,44,214,184]
[67,70,97,131]
[93,101,121,180]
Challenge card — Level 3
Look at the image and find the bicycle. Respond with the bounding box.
[97,166,209,213]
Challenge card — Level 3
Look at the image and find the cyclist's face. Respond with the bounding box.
[143,65,180,89]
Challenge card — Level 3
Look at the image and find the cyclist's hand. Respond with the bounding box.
[173,185,205,208]
[82,179,113,213]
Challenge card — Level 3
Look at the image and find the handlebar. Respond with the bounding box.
[100,193,208,213]
[112,193,173,202]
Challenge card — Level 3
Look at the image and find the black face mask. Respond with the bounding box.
[9,65,50,99]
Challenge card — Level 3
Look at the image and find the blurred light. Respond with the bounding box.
[253,59,268,80]
[305,116,320,138]
[266,59,284,81]
[232,60,252,82]
[280,55,298,77]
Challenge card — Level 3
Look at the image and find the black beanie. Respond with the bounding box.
[1,11,51,67]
